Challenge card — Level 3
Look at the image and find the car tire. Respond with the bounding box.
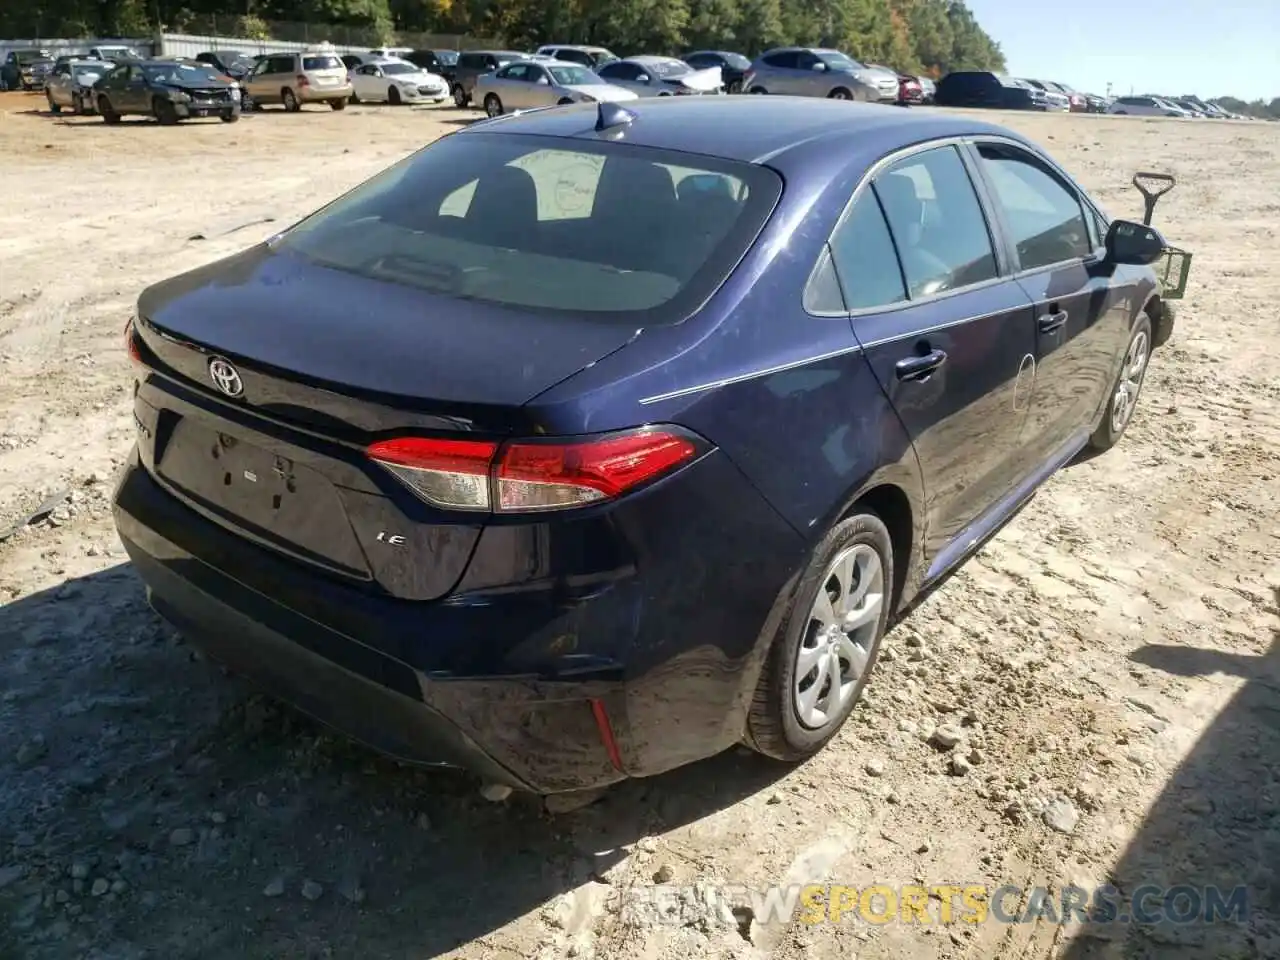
[388,86,401,106]
[727,80,742,94]
[282,88,300,112]
[1088,314,1153,452]
[329,98,346,111]
[153,97,179,125]
[98,95,120,124]
[748,86,767,95]
[483,93,503,117]
[47,91,60,114]
[220,111,239,123]
[452,84,468,108]
[828,87,852,101]
[745,512,893,762]
[349,89,360,104]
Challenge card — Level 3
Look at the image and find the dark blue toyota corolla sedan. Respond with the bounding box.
[114,97,1176,795]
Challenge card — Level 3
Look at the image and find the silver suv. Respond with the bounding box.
[743,48,896,102]
[243,47,352,111]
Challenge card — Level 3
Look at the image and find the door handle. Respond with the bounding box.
[895,349,948,382]
[1038,309,1068,333]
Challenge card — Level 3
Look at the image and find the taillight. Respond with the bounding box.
[366,427,702,513]
[296,73,310,87]
[124,317,143,365]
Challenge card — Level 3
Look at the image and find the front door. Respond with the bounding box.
[968,140,1128,465]
[120,65,150,111]
[832,144,1037,569]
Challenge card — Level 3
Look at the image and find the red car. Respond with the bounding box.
[897,74,923,104]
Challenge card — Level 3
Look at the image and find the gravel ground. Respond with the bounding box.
[1,91,1278,960]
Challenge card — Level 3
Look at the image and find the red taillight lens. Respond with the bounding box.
[497,431,698,511]
[125,318,142,365]
[366,437,498,511]
[296,73,310,86]
[366,428,701,513]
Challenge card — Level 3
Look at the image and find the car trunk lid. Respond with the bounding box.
[132,244,638,599]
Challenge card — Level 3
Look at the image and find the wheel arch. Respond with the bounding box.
[844,483,915,616]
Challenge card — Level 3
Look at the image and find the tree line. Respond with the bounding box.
[3,0,1007,77]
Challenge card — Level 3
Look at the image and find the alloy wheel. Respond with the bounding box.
[1110,329,1150,434]
[793,543,884,729]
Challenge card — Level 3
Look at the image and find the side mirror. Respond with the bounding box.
[1105,219,1166,266]
[812,62,828,72]
[638,74,650,84]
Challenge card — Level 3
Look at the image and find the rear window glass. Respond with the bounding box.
[303,55,342,70]
[277,132,781,324]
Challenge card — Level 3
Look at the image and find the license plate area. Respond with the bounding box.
[157,417,370,578]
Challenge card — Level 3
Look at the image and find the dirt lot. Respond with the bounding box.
[1,90,1278,960]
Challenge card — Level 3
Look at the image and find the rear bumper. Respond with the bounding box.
[299,85,353,102]
[113,443,805,792]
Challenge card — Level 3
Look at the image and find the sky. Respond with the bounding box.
[966,0,1280,101]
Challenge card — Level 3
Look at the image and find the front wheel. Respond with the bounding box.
[47,91,60,114]
[452,84,468,108]
[748,86,767,95]
[1089,315,1153,451]
[828,87,852,101]
[98,95,120,124]
[745,512,893,761]
[153,97,179,125]
[483,93,502,117]
[220,111,239,123]
[726,80,742,94]
[388,86,401,106]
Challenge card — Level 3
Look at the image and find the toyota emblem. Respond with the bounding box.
[208,357,244,398]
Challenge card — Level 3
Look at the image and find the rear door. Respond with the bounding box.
[761,50,800,93]
[968,139,1128,466]
[835,143,1038,567]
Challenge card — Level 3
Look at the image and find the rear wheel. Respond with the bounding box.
[388,85,401,106]
[282,88,300,112]
[98,95,120,124]
[745,512,893,761]
[1089,315,1152,451]
[828,87,852,101]
[46,90,60,114]
[329,98,346,111]
[452,84,468,108]
[748,86,767,95]
[153,96,179,125]
[483,93,503,117]
[726,79,742,94]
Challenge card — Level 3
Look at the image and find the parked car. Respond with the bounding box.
[474,59,637,116]
[404,49,455,83]
[115,97,1180,796]
[88,44,144,62]
[194,50,255,81]
[451,49,528,107]
[1170,98,1207,117]
[348,58,449,105]
[44,57,111,114]
[918,76,936,104]
[93,60,241,124]
[594,56,723,97]
[242,48,351,112]
[1082,93,1110,113]
[896,73,924,104]
[1,49,52,90]
[863,63,911,100]
[1018,79,1071,111]
[934,72,1055,110]
[743,48,894,101]
[367,47,414,60]
[1107,95,1184,117]
[682,50,751,94]
[1042,80,1087,112]
[534,44,620,70]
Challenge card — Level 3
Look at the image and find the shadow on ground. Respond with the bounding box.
[0,564,789,959]
[1062,586,1280,959]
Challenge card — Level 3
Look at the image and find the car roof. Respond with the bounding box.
[466,50,526,57]
[459,96,1033,166]
[627,55,684,64]
[542,44,611,52]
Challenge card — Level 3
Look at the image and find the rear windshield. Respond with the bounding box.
[303,55,343,70]
[436,50,458,65]
[647,59,690,78]
[547,64,599,86]
[16,50,46,63]
[277,132,781,325]
[381,63,418,75]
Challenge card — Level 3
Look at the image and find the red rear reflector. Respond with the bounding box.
[496,431,698,512]
[366,428,700,514]
[125,318,142,365]
[367,437,498,511]
[296,74,310,86]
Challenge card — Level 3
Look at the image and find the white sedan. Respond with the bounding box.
[349,59,448,105]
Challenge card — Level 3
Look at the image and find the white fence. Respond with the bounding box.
[0,33,376,66]
[155,33,374,60]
